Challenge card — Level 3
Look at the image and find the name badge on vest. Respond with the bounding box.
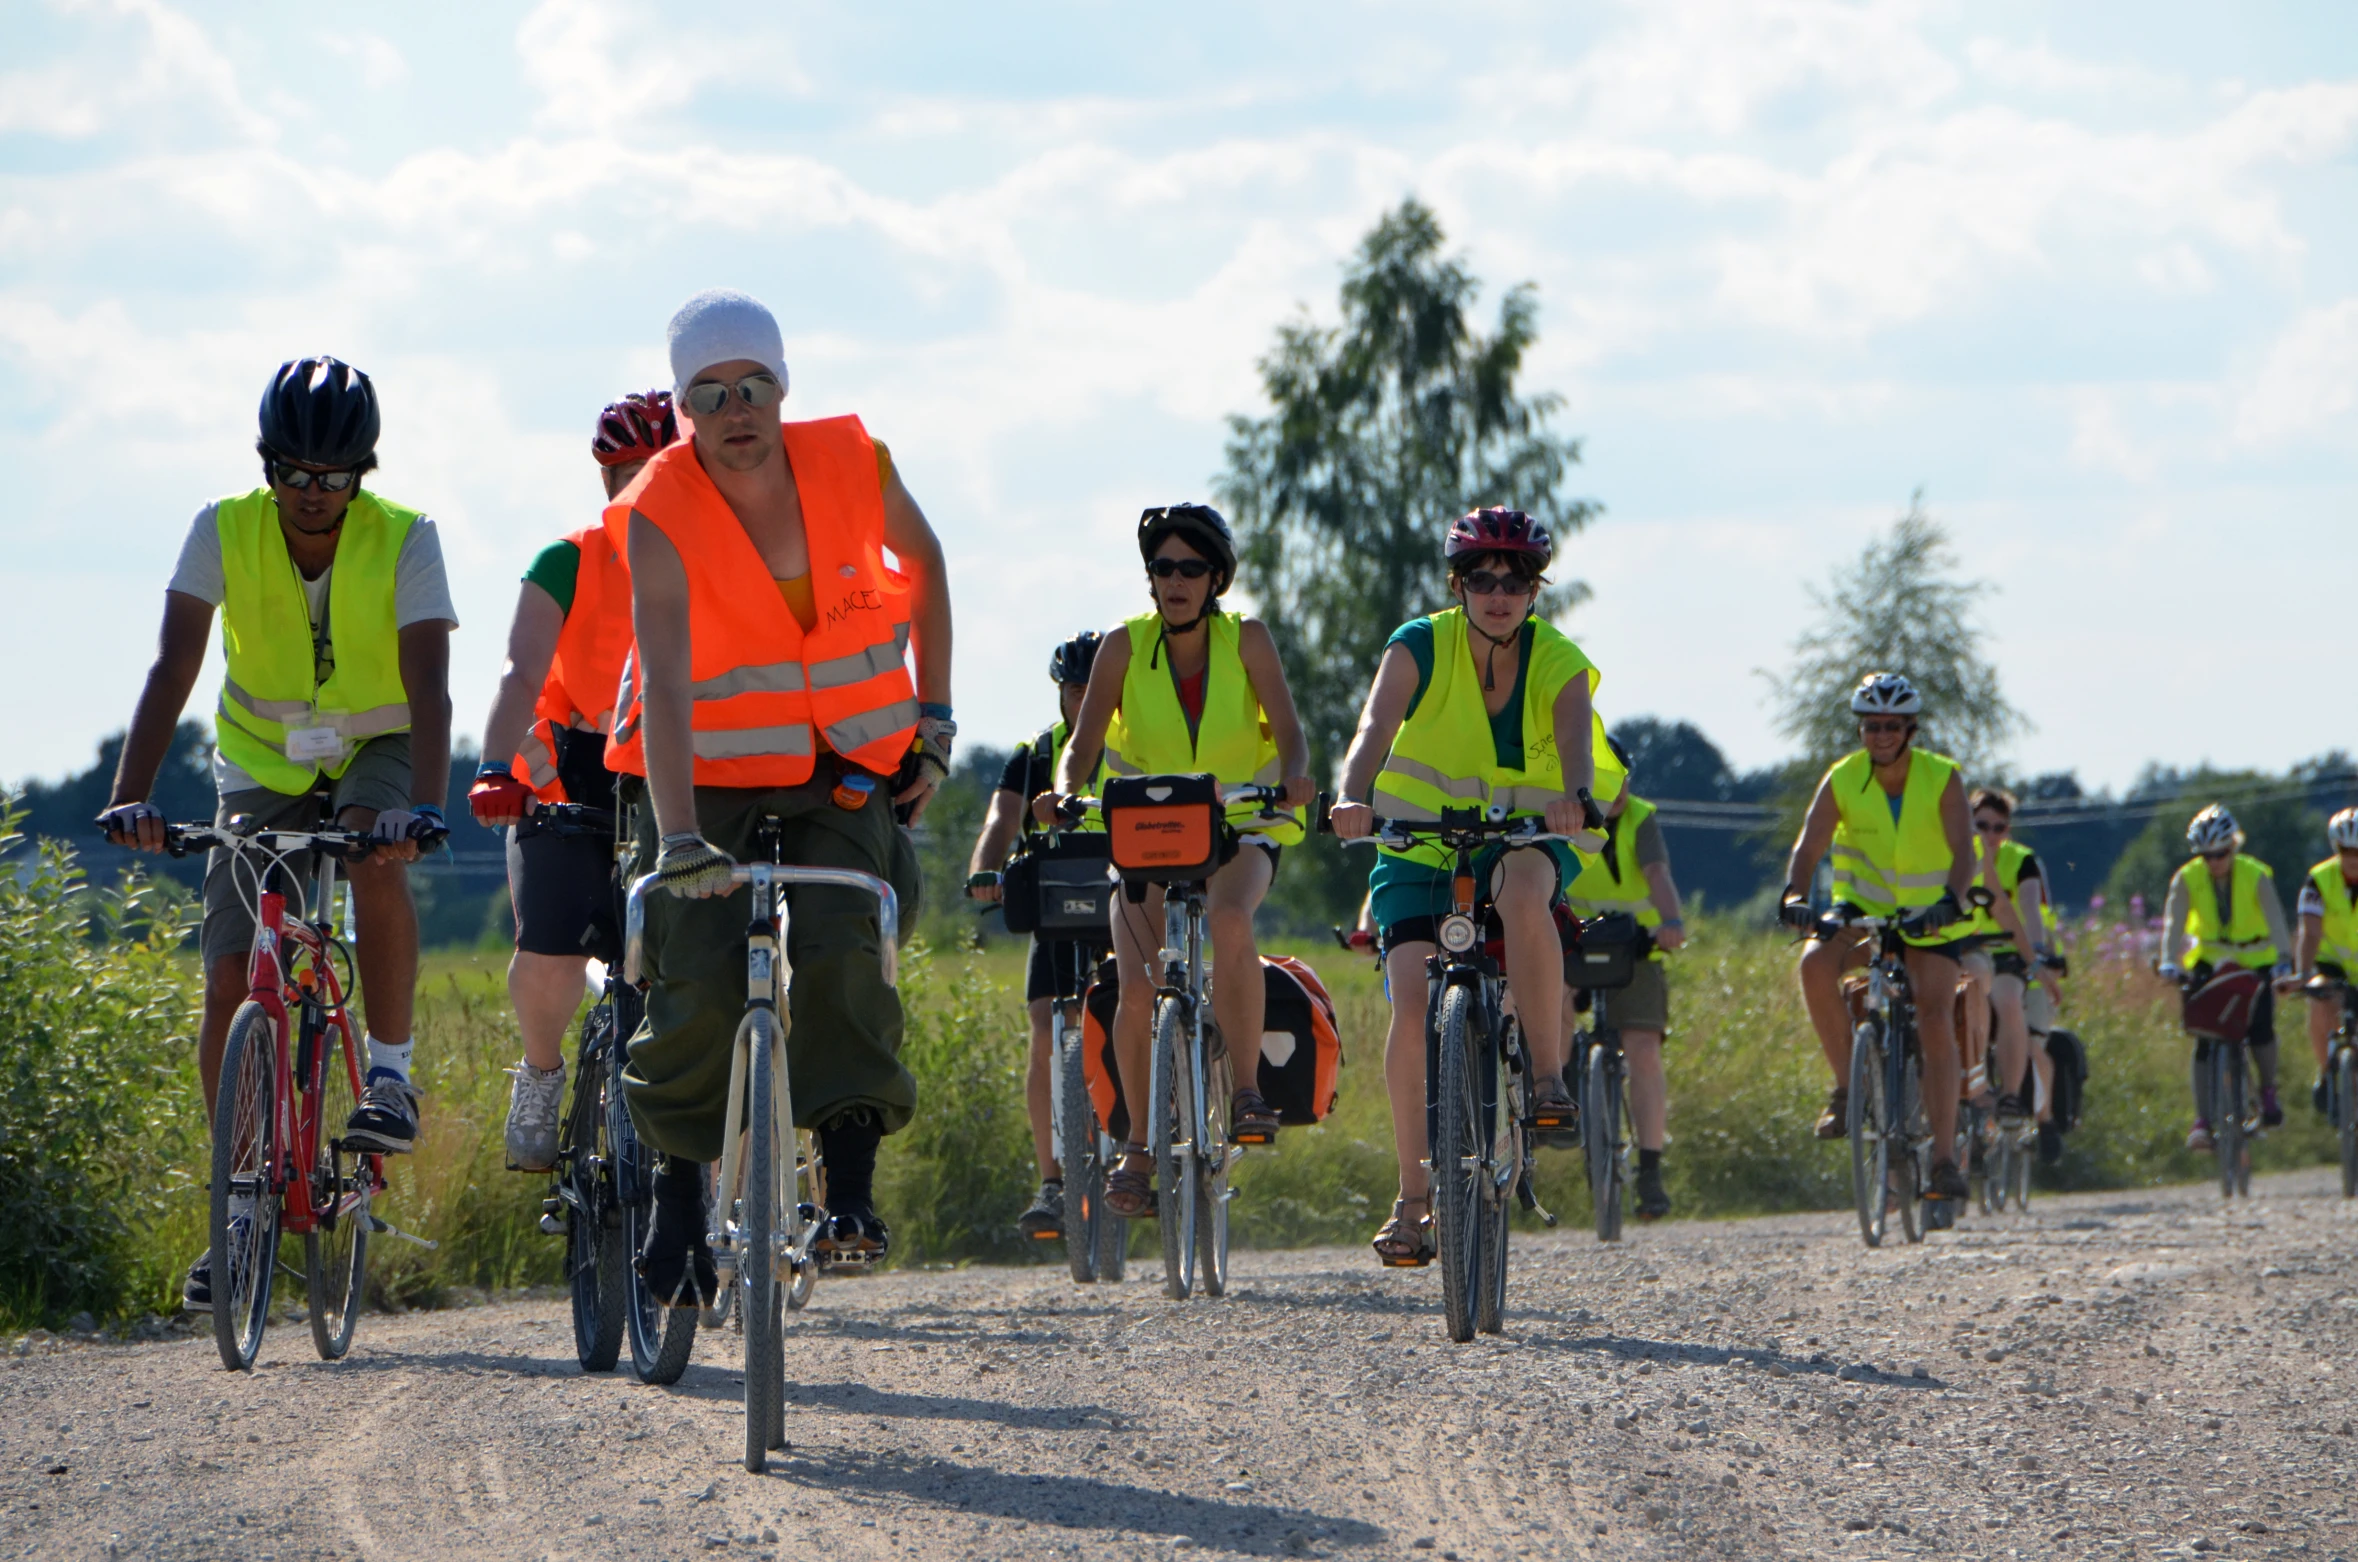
[286,724,345,764]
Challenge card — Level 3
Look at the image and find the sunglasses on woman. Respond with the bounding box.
[1147,558,1213,580]
[1459,569,1534,597]
[682,372,784,418]
[272,462,360,493]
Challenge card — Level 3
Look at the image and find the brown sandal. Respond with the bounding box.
[1372,1198,1434,1268]
[1105,1147,1156,1219]
[1231,1088,1282,1146]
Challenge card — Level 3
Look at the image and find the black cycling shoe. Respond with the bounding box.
[818,1207,891,1267]
[341,1071,421,1154]
[1925,1159,1970,1202]
[182,1249,212,1314]
[816,1106,888,1270]
[1995,1092,2030,1122]
[2037,1119,2064,1165]
[1634,1162,1671,1222]
[634,1158,717,1310]
[1016,1180,1065,1242]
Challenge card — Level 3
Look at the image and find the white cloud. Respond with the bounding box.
[2233,298,2358,447]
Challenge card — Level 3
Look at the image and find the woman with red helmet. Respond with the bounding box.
[468,391,677,1171]
[1329,506,1621,1267]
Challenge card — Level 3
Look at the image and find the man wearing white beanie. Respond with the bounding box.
[605,288,954,1301]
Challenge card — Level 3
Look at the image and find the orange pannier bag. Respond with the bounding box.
[1256,954,1342,1126]
[1080,960,1129,1143]
[1103,772,1224,884]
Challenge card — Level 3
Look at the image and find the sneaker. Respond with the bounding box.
[1995,1092,2030,1122]
[2036,1120,2064,1165]
[2185,1119,2214,1152]
[2260,1086,2284,1128]
[503,1060,565,1172]
[182,1249,212,1314]
[1635,1163,1671,1221]
[1925,1160,1969,1202]
[1814,1087,1849,1140]
[1016,1180,1065,1242]
[343,1071,421,1154]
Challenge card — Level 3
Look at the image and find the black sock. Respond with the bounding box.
[1638,1148,1663,1174]
[653,1155,705,1209]
[820,1107,883,1214]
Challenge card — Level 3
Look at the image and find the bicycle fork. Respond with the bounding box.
[712,868,802,1287]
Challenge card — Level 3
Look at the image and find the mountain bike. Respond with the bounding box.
[623,823,899,1473]
[1052,948,1126,1285]
[1329,804,1567,1343]
[2310,977,2358,1198]
[1808,906,1956,1249]
[1567,918,1654,1243]
[161,818,433,1371]
[2175,965,2267,1200]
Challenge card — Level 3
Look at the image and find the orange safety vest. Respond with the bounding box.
[603,416,918,787]
[508,522,634,803]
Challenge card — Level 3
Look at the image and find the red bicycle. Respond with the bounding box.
[164,820,402,1370]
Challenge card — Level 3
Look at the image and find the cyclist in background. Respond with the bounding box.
[2300,809,2358,1117]
[964,630,1107,1241]
[1039,504,1314,1218]
[1965,789,2061,1140]
[614,290,954,1301]
[468,391,677,1171]
[1779,673,1980,1208]
[2159,804,2295,1149]
[1330,508,1613,1265]
[100,356,456,1311]
[1563,739,1685,1222]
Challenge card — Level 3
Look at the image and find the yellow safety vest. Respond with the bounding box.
[1102,610,1303,844]
[1965,837,2039,949]
[1564,794,1665,960]
[2175,854,2279,971]
[1021,721,1105,838]
[1826,748,1960,937]
[1372,608,1623,870]
[2309,858,2358,971]
[213,487,417,794]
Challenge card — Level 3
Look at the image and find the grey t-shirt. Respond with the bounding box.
[168,499,459,791]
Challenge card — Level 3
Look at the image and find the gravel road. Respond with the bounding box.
[7,1167,2357,1561]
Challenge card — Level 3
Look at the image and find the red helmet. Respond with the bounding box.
[592,390,679,467]
[1445,506,1552,570]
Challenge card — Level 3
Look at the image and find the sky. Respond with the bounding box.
[4,0,2354,795]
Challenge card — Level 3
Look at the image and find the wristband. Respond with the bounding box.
[919,703,955,721]
[1660,917,1685,929]
[475,761,514,781]
[415,804,445,823]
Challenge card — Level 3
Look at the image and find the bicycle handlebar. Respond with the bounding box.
[623,864,900,990]
[1053,782,1292,828]
[159,821,378,862]
[1317,801,1570,854]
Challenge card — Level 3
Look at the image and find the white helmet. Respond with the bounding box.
[2330,807,2358,852]
[1849,672,1921,716]
[2186,803,2241,855]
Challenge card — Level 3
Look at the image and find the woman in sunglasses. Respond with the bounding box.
[1328,507,1613,1267]
[1040,503,1314,1214]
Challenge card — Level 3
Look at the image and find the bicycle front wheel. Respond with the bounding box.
[2338,1047,2357,1200]
[2211,1043,2245,1200]
[304,1012,369,1362]
[2006,1118,2034,1212]
[1475,1017,1516,1336]
[740,1010,786,1472]
[1896,1045,1926,1243]
[1586,1042,1624,1244]
[564,1008,626,1372]
[1433,984,1482,1343]
[212,1001,283,1372]
[1846,1021,1890,1249]
[1057,1015,1104,1284]
[1151,997,1196,1299]
[1196,1027,1233,1299]
[614,1060,697,1384]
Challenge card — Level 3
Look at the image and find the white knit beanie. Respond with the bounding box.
[667,289,788,400]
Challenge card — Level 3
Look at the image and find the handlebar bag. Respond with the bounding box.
[1105,772,1224,884]
[1002,832,1115,937]
[2182,965,2265,1043]
[1256,955,1343,1126]
[1565,911,1645,991]
[1080,958,1130,1143]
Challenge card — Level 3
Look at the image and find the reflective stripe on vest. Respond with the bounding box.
[1371,608,1623,870]
[600,415,918,787]
[2309,859,2358,970]
[1565,795,1666,958]
[1102,610,1303,844]
[1825,748,1959,918]
[511,523,633,804]
[212,487,416,794]
[2178,855,2279,970]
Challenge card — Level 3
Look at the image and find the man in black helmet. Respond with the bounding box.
[965,631,1110,1240]
[100,355,456,1314]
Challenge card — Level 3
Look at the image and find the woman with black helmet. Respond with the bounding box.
[99,354,457,1314]
[964,630,1110,1240]
[1038,504,1314,1216]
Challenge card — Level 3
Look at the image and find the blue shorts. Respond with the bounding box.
[1366,839,1577,941]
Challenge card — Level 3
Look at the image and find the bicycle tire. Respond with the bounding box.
[616,1075,697,1384]
[1586,1042,1624,1243]
[1095,1177,1129,1282]
[741,1010,786,1472]
[1433,984,1482,1343]
[1151,997,1196,1299]
[1967,1102,1993,1217]
[1057,1013,1103,1283]
[2338,1047,2357,1200]
[304,1010,369,1362]
[2007,1118,2034,1212]
[1196,1029,1233,1299]
[565,1015,625,1372]
[1896,1044,1926,1244]
[1475,1015,1515,1336]
[1847,1021,1889,1249]
[2211,1044,2243,1200]
[212,1002,282,1372]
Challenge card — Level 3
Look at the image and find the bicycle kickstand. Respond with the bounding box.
[369,1215,440,1250]
[1517,1169,1558,1227]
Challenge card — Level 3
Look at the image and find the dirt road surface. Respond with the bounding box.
[7,1167,2358,1561]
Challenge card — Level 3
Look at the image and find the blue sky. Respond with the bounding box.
[4,1,2354,792]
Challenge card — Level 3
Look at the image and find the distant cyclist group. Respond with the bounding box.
[94,286,2358,1381]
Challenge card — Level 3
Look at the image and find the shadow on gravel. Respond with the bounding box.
[765,1446,1386,1553]
[782,1380,1126,1431]
[1518,1331,1948,1389]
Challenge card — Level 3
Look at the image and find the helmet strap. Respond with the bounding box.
[1463,610,1525,693]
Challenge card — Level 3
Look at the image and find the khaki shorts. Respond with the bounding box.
[200,734,412,967]
[1604,959,1670,1033]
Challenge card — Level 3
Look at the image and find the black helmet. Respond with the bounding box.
[1049,630,1102,686]
[1137,503,1236,596]
[1607,734,1633,781]
[258,355,380,469]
